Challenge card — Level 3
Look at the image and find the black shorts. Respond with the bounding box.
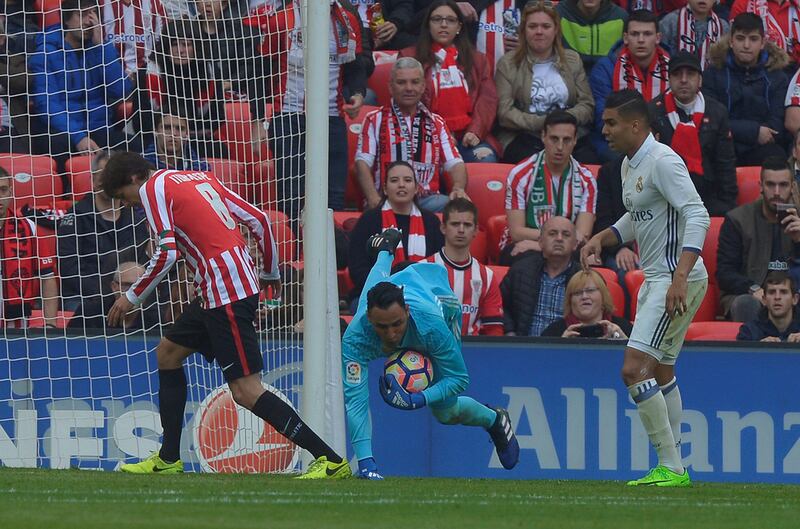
[164,295,262,382]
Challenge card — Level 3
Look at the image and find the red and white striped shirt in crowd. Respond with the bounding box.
[127,169,279,309]
[476,0,518,76]
[356,103,463,195]
[786,67,800,106]
[505,151,598,219]
[102,0,165,75]
[425,250,504,336]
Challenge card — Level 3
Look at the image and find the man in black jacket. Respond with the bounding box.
[737,271,800,342]
[501,216,582,336]
[649,51,737,217]
[57,151,150,312]
[716,157,800,321]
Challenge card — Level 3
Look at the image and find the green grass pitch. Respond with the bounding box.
[1,468,798,529]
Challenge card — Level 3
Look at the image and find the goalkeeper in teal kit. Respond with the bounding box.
[342,229,520,479]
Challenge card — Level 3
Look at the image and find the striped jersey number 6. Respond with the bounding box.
[197,183,236,229]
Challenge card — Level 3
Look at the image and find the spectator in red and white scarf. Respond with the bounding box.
[399,0,499,164]
[355,56,468,211]
[648,50,738,217]
[347,160,444,309]
[658,0,728,70]
[496,1,595,164]
[730,0,800,64]
[589,9,670,162]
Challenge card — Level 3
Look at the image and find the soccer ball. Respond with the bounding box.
[384,350,434,393]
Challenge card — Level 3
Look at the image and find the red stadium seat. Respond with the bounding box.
[470,228,488,263]
[703,217,724,286]
[736,179,761,206]
[217,102,270,165]
[344,105,379,209]
[35,0,61,28]
[692,283,720,322]
[28,310,75,329]
[333,210,361,231]
[0,154,61,208]
[66,155,94,201]
[338,268,354,299]
[685,321,742,341]
[463,163,513,229]
[583,164,601,178]
[488,265,509,284]
[624,269,645,317]
[736,166,761,205]
[486,214,507,264]
[606,280,626,319]
[368,51,398,108]
[265,209,297,264]
[592,267,620,287]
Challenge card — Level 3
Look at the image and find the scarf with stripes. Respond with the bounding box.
[377,101,440,195]
[612,46,670,102]
[677,7,723,69]
[525,152,576,230]
[381,202,426,264]
[430,44,472,134]
[663,91,705,176]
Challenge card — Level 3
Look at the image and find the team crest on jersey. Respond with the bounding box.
[635,176,644,193]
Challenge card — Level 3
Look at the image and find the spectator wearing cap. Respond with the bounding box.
[648,50,737,217]
[736,271,800,342]
[717,156,800,322]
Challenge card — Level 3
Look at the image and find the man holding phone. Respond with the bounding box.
[717,156,800,322]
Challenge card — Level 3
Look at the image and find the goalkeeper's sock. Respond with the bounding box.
[660,377,683,449]
[629,378,683,474]
[158,368,187,463]
[251,389,342,464]
[431,396,496,428]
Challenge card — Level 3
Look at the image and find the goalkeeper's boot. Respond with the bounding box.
[295,456,352,480]
[626,465,692,487]
[120,452,183,474]
[367,228,402,259]
[487,407,519,470]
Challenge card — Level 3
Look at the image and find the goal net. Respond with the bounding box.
[0,0,331,473]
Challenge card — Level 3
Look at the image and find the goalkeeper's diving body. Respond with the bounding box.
[342,228,520,479]
[101,152,348,479]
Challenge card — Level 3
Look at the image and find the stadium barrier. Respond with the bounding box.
[2,336,798,484]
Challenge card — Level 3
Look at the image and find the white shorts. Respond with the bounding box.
[628,278,708,365]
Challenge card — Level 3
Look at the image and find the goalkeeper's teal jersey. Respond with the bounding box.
[341,255,470,461]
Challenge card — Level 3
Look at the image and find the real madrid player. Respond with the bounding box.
[342,228,519,479]
[582,90,710,487]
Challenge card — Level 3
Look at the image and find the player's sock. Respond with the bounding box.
[158,368,187,463]
[628,378,683,474]
[660,377,683,449]
[251,389,342,463]
[358,252,394,304]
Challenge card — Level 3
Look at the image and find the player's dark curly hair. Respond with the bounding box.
[367,282,406,312]
[100,152,154,199]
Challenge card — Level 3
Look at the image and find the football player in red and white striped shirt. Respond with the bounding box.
[101,152,349,479]
[425,198,503,336]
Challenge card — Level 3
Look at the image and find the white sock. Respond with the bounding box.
[628,379,683,474]
[660,377,683,450]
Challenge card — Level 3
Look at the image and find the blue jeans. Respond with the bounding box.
[418,193,450,212]
[457,142,498,163]
[268,113,348,216]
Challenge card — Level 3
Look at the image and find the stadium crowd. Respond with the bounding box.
[1,0,800,342]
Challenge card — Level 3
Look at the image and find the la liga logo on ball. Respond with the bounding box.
[384,350,434,393]
[193,383,300,473]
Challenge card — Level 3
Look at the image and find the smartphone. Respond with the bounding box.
[776,203,795,223]
[577,323,604,338]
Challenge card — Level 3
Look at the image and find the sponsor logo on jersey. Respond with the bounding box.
[194,384,300,473]
[630,209,654,222]
[345,362,362,384]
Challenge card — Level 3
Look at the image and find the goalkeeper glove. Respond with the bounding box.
[357,457,384,480]
[378,374,426,410]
